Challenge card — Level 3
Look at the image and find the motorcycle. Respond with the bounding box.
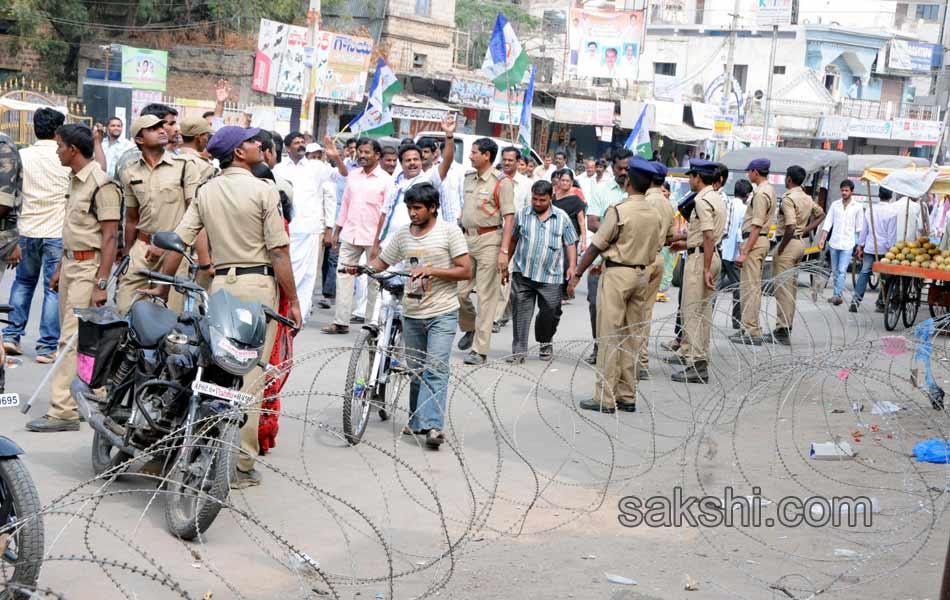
[70,232,297,540]
[0,306,43,599]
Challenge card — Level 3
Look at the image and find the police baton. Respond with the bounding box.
[20,255,130,414]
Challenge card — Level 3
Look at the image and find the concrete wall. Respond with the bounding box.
[0,35,47,76]
[382,0,457,73]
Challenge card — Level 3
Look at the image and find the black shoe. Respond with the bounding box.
[457,331,474,351]
[317,299,332,309]
[617,402,637,412]
[662,354,689,365]
[849,303,858,313]
[584,353,597,365]
[579,399,615,414]
[728,332,763,346]
[492,321,501,333]
[505,354,526,364]
[497,319,509,328]
[463,351,486,365]
[539,344,553,361]
[638,369,650,380]
[671,363,708,384]
[767,328,791,346]
[350,315,365,324]
[26,415,80,432]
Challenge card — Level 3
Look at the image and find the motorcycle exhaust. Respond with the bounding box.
[70,378,140,458]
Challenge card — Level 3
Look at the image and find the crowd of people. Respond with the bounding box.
[3,83,937,480]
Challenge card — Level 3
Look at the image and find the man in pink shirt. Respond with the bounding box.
[323,138,393,334]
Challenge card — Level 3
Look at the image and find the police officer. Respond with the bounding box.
[665,159,726,384]
[27,124,120,432]
[730,158,776,345]
[568,157,663,413]
[457,138,516,365]
[769,165,825,345]
[158,126,301,488]
[116,114,202,314]
[638,161,675,378]
[178,116,216,183]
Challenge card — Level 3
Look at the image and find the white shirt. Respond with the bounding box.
[511,172,532,212]
[433,158,463,224]
[274,157,339,235]
[721,196,747,262]
[103,136,134,178]
[534,165,556,182]
[892,197,925,243]
[18,140,69,239]
[822,199,863,251]
[575,171,597,201]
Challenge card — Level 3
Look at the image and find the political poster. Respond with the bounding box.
[120,46,168,92]
[312,32,374,104]
[275,25,310,97]
[568,2,644,81]
[449,79,494,110]
[253,19,289,95]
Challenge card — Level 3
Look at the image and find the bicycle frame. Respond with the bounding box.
[365,276,405,397]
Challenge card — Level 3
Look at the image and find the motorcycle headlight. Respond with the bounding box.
[210,328,261,375]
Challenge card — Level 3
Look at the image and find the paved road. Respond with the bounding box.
[1,271,948,599]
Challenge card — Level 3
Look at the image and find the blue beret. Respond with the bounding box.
[686,159,719,176]
[746,158,771,172]
[652,161,668,179]
[207,126,262,161]
[627,156,658,176]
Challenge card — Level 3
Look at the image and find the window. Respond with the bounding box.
[536,57,555,83]
[654,62,677,76]
[415,0,430,17]
[732,64,748,91]
[543,9,566,34]
[917,3,940,21]
[773,65,786,75]
[695,0,705,25]
[412,53,427,69]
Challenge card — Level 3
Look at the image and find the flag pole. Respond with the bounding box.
[505,69,515,142]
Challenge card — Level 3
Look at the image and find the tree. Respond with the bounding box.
[455,4,539,69]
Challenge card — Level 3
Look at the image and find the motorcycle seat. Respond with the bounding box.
[129,300,179,348]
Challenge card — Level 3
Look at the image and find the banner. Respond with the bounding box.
[489,87,526,125]
[690,102,718,130]
[554,97,614,127]
[449,79,494,110]
[275,26,310,97]
[847,119,893,139]
[891,118,943,144]
[253,19,289,95]
[569,3,644,80]
[816,116,851,140]
[756,0,794,27]
[712,115,734,141]
[120,46,168,92]
[312,32,374,104]
[391,105,448,122]
[888,40,937,73]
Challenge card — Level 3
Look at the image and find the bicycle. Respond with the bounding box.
[340,265,411,445]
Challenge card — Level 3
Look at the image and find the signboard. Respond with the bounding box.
[653,74,686,102]
[253,19,289,95]
[734,126,779,147]
[449,79,494,110]
[568,3,645,81]
[120,46,168,92]
[554,97,614,126]
[489,87,526,125]
[275,26,310,97]
[690,102,718,129]
[816,116,850,140]
[712,115,734,141]
[131,89,162,119]
[312,32,373,104]
[391,104,448,122]
[888,40,936,73]
[756,0,794,27]
[653,100,683,126]
[847,119,892,139]
[891,118,943,145]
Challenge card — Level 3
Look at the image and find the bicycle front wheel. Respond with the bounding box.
[343,330,377,445]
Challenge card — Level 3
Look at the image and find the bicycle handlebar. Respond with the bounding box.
[338,265,413,279]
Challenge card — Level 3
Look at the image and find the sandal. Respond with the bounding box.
[321,324,349,334]
[425,429,446,448]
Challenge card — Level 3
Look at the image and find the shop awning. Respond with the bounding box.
[532,106,556,122]
[863,166,950,197]
[653,122,708,144]
[391,94,452,122]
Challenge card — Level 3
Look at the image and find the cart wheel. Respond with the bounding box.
[883,277,903,331]
[869,271,879,291]
[902,278,921,328]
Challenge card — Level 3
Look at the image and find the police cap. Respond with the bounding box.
[685,159,719,176]
[180,116,213,138]
[130,114,163,139]
[626,156,660,176]
[206,126,262,161]
[746,158,771,172]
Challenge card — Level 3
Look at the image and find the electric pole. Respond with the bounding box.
[718,0,741,158]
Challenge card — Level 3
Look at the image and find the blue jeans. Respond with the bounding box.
[403,310,458,432]
[321,245,338,298]
[829,247,852,297]
[852,253,885,308]
[3,237,61,353]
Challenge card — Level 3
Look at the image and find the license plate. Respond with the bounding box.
[0,393,20,408]
[191,381,255,406]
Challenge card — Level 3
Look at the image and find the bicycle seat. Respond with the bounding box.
[0,304,13,314]
[128,300,179,348]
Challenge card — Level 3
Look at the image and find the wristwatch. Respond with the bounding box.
[96,278,108,290]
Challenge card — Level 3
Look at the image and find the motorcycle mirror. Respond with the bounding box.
[151,231,187,255]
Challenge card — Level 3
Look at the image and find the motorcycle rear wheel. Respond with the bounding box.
[91,431,134,476]
[0,457,44,600]
[163,420,239,541]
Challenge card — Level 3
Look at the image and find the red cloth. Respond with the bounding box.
[259,219,293,454]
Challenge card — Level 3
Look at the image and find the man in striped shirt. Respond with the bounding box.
[3,108,69,363]
[505,179,578,363]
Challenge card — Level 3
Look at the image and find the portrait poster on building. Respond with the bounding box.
[312,32,374,104]
[120,46,168,92]
[275,25,310,97]
[253,19,288,95]
[568,2,644,80]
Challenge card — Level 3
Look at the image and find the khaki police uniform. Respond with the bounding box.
[639,187,675,370]
[593,195,663,409]
[773,186,825,331]
[117,152,201,314]
[678,186,727,365]
[178,147,216,185]
[738,181,776,338]
[175,166,289,472]
[48,162,122,420]
[458,169,515,356]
